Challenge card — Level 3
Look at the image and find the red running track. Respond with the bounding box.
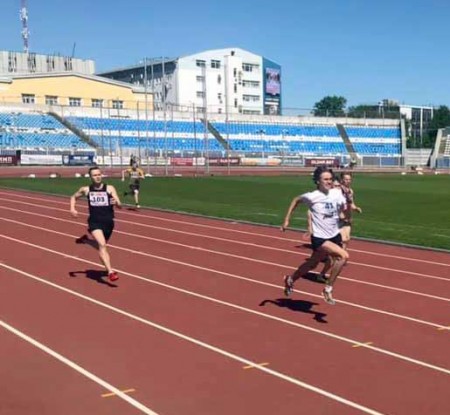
[0,189,449,415]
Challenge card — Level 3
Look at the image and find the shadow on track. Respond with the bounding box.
[69,269,118,288]
[259,298,327,323]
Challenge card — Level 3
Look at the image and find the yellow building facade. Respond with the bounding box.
[0,73,153,111]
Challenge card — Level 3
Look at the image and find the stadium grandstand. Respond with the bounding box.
[1,100,406,168]
[0,45,427,170]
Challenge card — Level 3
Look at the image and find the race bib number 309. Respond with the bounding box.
[89,192,109,207]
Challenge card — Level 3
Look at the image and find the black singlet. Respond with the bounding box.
[87,183,114,223]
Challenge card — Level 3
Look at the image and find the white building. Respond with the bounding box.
[379,99,434,141]
[97,47,282,115]
[0,50,95,76]
[399,104,433,142]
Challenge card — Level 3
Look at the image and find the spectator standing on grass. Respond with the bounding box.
[281,166,348,305]
[70,166,122,282]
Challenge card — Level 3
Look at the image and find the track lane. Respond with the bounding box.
[0,190,448,414]
[0,211,446,370]
[1,223,445,376]
[1,251,449,415]
[1,189,448,267]
[0,201,448,302]
[0,262,382,415]
[1,206,449,325]
[0,320,145,415]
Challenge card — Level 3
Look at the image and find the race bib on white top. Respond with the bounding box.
[89,192,109,207]
[300,188,346,239]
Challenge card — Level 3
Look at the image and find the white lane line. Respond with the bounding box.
[0,263,387,415]
[0,203,448,285]
[1,210,449,303]
[0,319,158,415]
[1,236,449,376]
[0,215,448,327]
[1,190,449,267]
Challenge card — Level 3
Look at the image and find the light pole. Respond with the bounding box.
[117,103,123,167]
[223,54,231,175]
[143,57,150,174]
[100,103,105,166]
[136,101,141,163]
[259,129,265,158]
[282,128,289,166]
[163,101,168,176]
[192,103,199,176]
[107,106,113,169]
[200,64,209,175]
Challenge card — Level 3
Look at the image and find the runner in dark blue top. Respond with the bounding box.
[70,167,122,282]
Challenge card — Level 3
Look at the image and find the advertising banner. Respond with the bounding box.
[21,154,62,165]
[207,157,240,166]
[62,154,95,166]
[304,157,340,167]
[171,157,194,166]
[265,68,281,96]
[240,158,282,166]
[0,155,19,166]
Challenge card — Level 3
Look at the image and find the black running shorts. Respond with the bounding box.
[129,183,140,193]
[311,233,343,251]
[88,220,115,241]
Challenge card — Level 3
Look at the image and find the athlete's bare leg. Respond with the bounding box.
[90,229,113,274]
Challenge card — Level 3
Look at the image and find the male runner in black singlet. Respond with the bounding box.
[70,167,122,282]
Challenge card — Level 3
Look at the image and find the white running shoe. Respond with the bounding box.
[322,288,336,305]
[283,275,294,297]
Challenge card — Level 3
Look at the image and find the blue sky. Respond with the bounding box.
[1,0,449,109]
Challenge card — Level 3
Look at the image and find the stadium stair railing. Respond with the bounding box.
[48,112,99,149]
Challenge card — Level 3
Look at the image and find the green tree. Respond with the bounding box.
[313,95,347,117]
[423,105,450,147]
[347,104,401,119]
[347,105,380,118]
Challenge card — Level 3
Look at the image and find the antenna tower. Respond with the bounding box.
[20,0,30,53]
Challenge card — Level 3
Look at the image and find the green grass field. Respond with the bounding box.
[1,174,449,250]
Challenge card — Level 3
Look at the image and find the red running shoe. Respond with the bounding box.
[75,234,89,244]
[108,271,119,282]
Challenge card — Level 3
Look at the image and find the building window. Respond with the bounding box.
[242,63,259,72]
[234,84,237,93]
[92,99,103,108]
[8,52,17,72]
[242,110,261,115]
[69,97,81,107]
[217,74,222,84]
[196,60,206,67]
[234,98,238,108]
[27,53,37,72]
[218,108,222,114]
[196,75,205,82]
[64,57,73,71]
[112,100,124,109]
[22,94,35,104]
[196,106,205,113]
[46,56,55,71]
[45,95,58,105]
[196,91,205,98]
[233,68,237,77]
[211,60,221,69]
[243,94,260,102]
[217,93,222,101]
[242,80,260,88]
